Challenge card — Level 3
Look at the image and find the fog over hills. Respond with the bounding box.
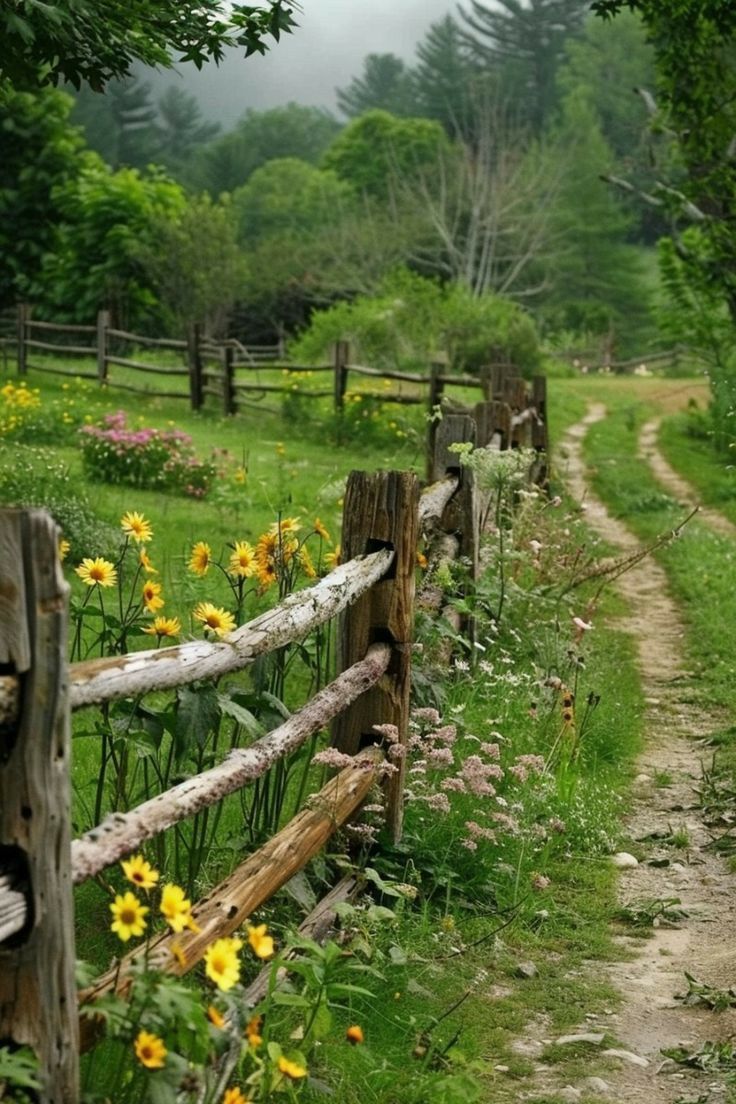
[147,0,454,124]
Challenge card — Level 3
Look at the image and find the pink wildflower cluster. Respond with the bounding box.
[79,411,221,497]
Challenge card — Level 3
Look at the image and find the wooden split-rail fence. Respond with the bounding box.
[10,304,539,416]
[0,342,547,1100]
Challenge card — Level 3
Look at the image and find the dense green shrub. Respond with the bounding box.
[290,270,541,375]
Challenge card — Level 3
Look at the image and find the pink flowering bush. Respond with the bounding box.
[79,411,222,496]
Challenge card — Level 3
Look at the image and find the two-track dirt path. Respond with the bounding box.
[524,404,736,1103]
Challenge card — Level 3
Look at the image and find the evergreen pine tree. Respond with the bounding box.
[459,0,588,132]
[413,15,480,137]
[337,54,416,119]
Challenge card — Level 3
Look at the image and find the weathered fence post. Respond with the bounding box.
[332,471,419,841]
[431,414,480,583]
[187,323,204,411]
[0,509,78,1102]
[222,344,236,416]
[16,303,30,376]
[96,309,110,384]
[426,354,448,480]
[531,376,549,486]
[332,340,350,412]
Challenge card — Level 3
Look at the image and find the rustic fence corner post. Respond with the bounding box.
[187,323,204,411]
[332,471,419,842]
[0,509,78,1102]
[332,340,350,413]
[17,303,30,376]
[222,344,235,416]
[96,309,110,384]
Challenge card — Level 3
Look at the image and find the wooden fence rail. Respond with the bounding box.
[0,344,549,1101]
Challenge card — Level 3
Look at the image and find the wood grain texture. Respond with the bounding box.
[0,509,78,1102]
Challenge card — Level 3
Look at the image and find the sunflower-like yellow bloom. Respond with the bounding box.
[75,557,117,588]
[247,923,274,960]
[121,511,153,543]
[299,547,316,579]
[188,541,211,575]
[193,602,236,637]
[324,545,341,571]
[229,540,257,578]
[278,1056,308,1080]
[134,1030,167,1070]
[170,942,187,969]
[142,580,164,613]
[142,616,181,640]
[245,1014,263,1048]
[207,1005,226,1029]
[346,1024,364,1045]
[222,1088,249,1104]
[204,936,243,991]
[313,518,331,543]
[160,884,198,933]
[58,538,71,562]
[121,854,159,891]
[269,516,301,537]
[110,891,149,942]
[139,547,158,574]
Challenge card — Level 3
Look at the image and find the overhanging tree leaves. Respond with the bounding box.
[0,1,298,90]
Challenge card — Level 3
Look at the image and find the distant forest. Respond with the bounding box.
[0,1,688,359]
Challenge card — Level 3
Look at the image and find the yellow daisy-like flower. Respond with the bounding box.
[299,546,316,580]
[247,923,274,959]
[121,854,159,891]
[229,541,257,578]
[170,942,187,969]
[416,551,428,570]
[160,884,195,933]
[139,547,158,574]
[207,1005,226,1029]
[193,602,236,638]
[313,517,331,543]
[58,538,71,562]
[110,891,149,942]
[269,516,301,537]
[278,1056,308,1080]
[188,541,211,575]
[142,616,181,640]
[204,936,243,992]
[223,1089,249,1104]
[324,544,341,571]
[346,1024,364,1045]
[134,1030,167,1070]
[142,580,164,613]
[245,1014,263,1048]
[121,511,153,543]
[75,557,118,588]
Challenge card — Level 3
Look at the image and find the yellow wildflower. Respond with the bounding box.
[171,942,187,969]
[247,923,274,960]
[121,854,159,891]
[278,1056,308,1080]
[134,1030,167,1070]
[346,1025,364,1045]
[204,936,243,992]
[139,547,158,574]
[207,1005,226,1029]
[188,541,211,575]
[324,545,341,571]
[160,884,195,933]
[142,580,164,613]
[110,891,148,942]
[416,551,428,570]
[299,546,316,579]
[142,616,181,640]
[222,1089,249,1104]
[58,538,70,562]
[245,1014,263,1048]
[75,557,117,588]
[121,511,153,543]
[229,540,257,578]
[193,602,236,637]
[269,517,301,537]
[313,518,331,542]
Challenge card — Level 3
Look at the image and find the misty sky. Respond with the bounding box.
[153,0,456,125]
